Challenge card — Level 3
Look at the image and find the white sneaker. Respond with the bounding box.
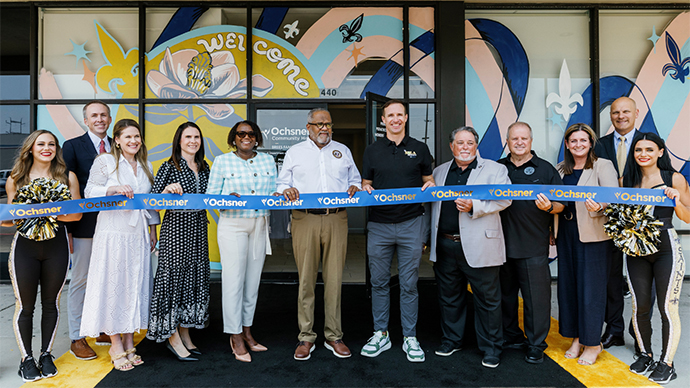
[403,336,425,362]
[360,330,391,357]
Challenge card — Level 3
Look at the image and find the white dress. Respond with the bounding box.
[80,154,160,337]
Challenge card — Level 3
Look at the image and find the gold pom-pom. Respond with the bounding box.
[13,177,72,241]
[604,203,664,256]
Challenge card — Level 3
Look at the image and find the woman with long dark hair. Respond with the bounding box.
[556,123,618,366]
[80,119,160,371]
[3,130,81,381]
[207,120,277,362]
[146,122,210,362]
[621,133,689,384]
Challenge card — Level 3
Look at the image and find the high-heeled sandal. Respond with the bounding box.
[577,344,603,366]
[242,335,268,352]
[110,352,133,371]
[125,348,144,366]
[230,337,251,362]
[564,345,584,359]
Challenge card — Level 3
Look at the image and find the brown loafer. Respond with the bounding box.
[294,341,315,361]
[325,339,351,358]
[70,338,97,360]
[95,334,111,346]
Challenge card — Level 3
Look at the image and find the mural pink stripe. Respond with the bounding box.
[466,106,473,128]
[38,68,85,141]
[409,8,434,31]
[321,36,401,88]
[296,8,403,59]
[665,96,690,171]
[494,82,519,146]
[466,39,505,117]
[410,53,435,92]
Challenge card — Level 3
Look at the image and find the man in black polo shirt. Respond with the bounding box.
[360,100,434,362]
[497,121,564,364]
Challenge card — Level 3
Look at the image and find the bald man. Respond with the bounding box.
[594,96,643,349]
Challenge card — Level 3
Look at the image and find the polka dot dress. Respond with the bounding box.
[146,159,211,342]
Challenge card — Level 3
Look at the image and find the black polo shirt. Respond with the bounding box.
[497,151,563,258]
[438,158,477,235]
[362,135,433,223]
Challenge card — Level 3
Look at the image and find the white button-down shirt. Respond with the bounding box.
[277,139,362,194]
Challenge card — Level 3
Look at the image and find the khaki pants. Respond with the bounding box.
[291,209,348,342]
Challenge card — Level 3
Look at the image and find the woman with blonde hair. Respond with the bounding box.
[556,123,618,366]
[3,130,81,381]
[80,118,160,371]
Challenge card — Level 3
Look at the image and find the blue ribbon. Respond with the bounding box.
[0,184,675,222]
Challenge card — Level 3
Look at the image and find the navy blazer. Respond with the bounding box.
[62,132,112,238]
[594,129,643,177]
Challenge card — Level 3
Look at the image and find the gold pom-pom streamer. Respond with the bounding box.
[12,177,72,241]
[604,203,664,257]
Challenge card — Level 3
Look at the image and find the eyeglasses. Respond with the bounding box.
[307,122,334,129]
[236,132,256,139]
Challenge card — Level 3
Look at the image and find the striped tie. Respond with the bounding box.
[98,139,106,154]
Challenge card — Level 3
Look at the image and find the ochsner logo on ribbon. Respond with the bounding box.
[488,188,534,198]
[373,193,417,202]
[261,197,303,207]
[317,196,361,206]
[614,191,670,205]
[431,189,473,199]
[549,188,597,199]
[79,199,128,210]
[9,205,64,218]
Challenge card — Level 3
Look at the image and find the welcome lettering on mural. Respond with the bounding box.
[196,32,247,53]
[253,41,310,96]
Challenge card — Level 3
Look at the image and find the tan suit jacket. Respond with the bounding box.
[555,158,618,242]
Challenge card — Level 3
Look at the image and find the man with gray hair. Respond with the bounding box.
[428,126,511,368]
[497,122,564,364]
[62,100,113,360]
[278,108,362,361]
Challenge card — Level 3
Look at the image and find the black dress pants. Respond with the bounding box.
[500,255,551,350]
[434,237,502,357]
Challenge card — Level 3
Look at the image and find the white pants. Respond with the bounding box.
[218,217,268,334]
[68,237,92,340]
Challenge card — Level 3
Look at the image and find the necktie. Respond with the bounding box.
[616,137,626,177]
[98,139,106,154]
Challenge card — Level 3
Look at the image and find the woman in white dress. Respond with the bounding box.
[80,118,160,371]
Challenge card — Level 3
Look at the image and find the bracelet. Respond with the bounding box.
[546,203,554,213]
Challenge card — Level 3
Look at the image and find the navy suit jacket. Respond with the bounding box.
[594,129,643,178]
[62,132,112,238]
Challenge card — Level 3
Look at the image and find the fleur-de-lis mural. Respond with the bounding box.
[545,59,583,122]
[661,32,690,84]
[339,14,364,44]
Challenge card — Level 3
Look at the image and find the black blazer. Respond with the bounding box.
[62,132,112,238]
[594,129,643,178]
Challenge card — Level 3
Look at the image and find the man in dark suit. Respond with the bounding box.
[63,100,112,360]
[594,96,642,349]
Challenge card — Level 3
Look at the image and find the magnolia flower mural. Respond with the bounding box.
[147,47,274,119]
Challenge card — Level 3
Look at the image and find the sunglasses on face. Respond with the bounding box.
[236,132,256,139]
[308,122,334,129]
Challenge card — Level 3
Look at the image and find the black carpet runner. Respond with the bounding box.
[97,282,583,387]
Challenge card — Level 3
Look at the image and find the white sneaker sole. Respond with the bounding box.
[324,341,351,358]
[360,340,391,357]
[70,350,97,361]
[294,344,315,361]
[403,344,425,362]
[435,348,461,357]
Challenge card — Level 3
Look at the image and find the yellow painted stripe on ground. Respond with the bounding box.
[545,317,656,387]
[21,332,147,388]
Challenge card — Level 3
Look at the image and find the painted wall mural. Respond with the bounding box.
[465,12,689,182]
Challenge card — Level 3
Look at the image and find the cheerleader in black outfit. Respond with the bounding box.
[621,133,689,385]
[2,130,81,382]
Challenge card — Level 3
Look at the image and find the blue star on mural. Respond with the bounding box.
[64,39,92,68]
[648,26,661,53]
[547,106,565,132]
